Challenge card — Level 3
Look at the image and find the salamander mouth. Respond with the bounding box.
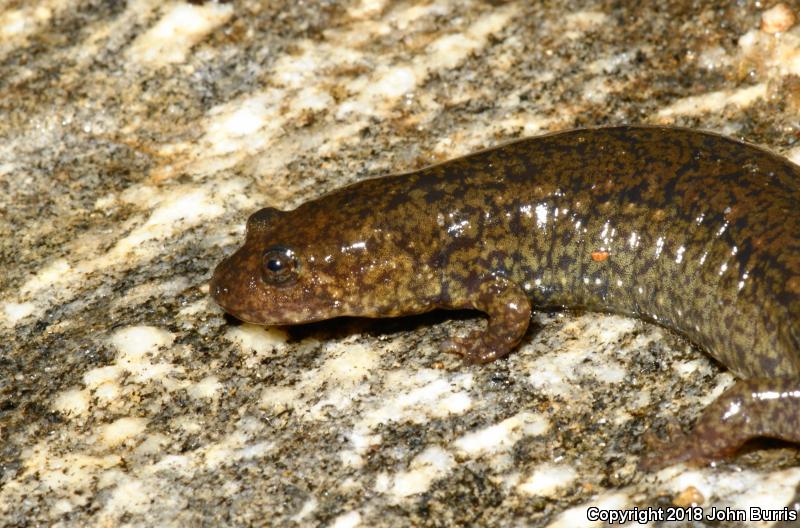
[212,294,330,326]
[210,281,266,324]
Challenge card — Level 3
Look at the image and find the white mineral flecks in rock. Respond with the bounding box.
[100,417,148,447]
[517,463,578,498]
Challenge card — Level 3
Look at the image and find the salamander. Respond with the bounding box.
[210,126,800,468]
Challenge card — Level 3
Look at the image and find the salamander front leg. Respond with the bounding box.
[640,378,800,469]
[439,275,531,364]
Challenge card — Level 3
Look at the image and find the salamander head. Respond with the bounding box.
[210,204,430,325]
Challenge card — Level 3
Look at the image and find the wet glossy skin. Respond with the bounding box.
[211,126,800,467]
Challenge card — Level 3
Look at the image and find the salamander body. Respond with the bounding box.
[211,126,800,466]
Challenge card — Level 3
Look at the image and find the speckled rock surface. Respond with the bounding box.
[3,1,800,527]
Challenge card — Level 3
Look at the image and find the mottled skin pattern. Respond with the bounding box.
[211,126,800,467]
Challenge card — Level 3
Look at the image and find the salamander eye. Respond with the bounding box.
[261,247,299,285]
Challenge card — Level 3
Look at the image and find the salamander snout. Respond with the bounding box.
[209,254,238,314]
